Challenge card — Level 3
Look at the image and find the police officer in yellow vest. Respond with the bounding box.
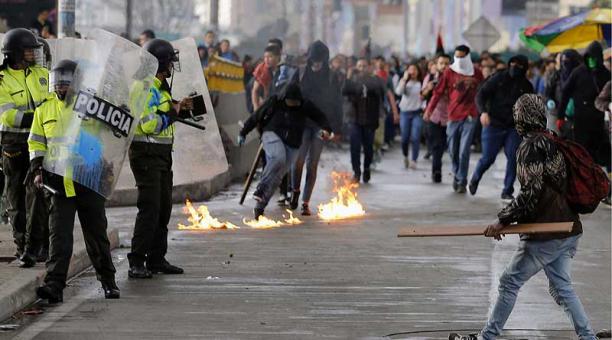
[29,59,119,303]
[0,28,49,260]
[127,38,191,278]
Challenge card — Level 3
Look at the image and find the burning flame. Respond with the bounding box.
[317,171,365,220]
[242,210,303,229]
[178,200,239,230]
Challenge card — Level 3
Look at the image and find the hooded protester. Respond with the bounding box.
[470,55,534,200]
[239,83,333,219]
[290,40,342,215]
[451,94,596,340]
[558,41,611,170]
[426,45,484,193]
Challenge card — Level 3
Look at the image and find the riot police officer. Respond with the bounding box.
[127,38,190,278]
[29,59,119,302]
[0,28,49,260]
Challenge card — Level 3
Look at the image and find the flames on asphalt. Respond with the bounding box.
[179,200,302,230]
[243,210,303,229]
[178,199,239,230]
[317,171,366,220]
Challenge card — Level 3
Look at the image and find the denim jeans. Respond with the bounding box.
[481,235,596,340]
[291,127,324,203]
[350,124,375,176]
[255,132,298,210]
[399,110,423,161]
[429,122,447,176]
[446,117,476,186]
[471,126,521,195]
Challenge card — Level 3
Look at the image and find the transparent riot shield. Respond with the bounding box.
[43,29,158,198]
[170,38,228,178]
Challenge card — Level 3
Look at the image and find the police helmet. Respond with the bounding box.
[50,59,77,89]
[1,28,42,55]
[143,38,180,73]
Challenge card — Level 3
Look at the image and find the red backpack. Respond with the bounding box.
[544,132,610,214]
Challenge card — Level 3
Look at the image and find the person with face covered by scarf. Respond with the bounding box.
[426,45,483,193]
[451,94,596,340]
[558,42,611,172]
[469,55,534,200]
[239,83,333,219]
[290,41,342,216]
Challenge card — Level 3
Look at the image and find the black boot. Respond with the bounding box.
[363,169,371,184]
[253,207,264,220]
[101,280,120,299]
[128,264,153,279]
[36,284,63,304]
[469,180,479,196]
[19,252,37,268]
[147,259,184,275]
[290,191,300,210]
[352,173,360,184]
[432,171,442,183]
[301,203,311,216]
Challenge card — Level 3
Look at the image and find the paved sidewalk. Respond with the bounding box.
[0,223,120,322]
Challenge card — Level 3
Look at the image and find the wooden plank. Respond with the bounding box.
[397,222,574,238]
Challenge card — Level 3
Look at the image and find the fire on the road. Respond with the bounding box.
[243,210,303,229]
[317,171,365,220]
[178,200,239,230]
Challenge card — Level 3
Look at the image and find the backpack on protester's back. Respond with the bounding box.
[544,132,610,214]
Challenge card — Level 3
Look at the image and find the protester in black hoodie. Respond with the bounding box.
[290,40,342,216]
[469,55,534,200]
[558,41,610,169]
[238,83,333,219]
[342,58,386,183]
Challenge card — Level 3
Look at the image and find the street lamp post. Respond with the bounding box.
[58,0,76,38]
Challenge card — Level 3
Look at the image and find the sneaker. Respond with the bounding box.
[452,179,459,193]
[409,161,417,170]
[596,329,611,338]
[290,191,300,210]
[501,193,515,201]
[449,333,480,340]
[363,169,371,183]
[301,203,312,216]
[469,180,479,196]
[404,157,410,169]
[423,151,432,160]
[277,194,289,206]
[456,185,467,194]
[19,252,36,268]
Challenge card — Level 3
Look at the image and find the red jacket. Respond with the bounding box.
[427,67,483,122]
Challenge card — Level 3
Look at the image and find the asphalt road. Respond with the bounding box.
[1,147,610,340]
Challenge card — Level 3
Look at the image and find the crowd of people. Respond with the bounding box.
[1,19,610,340]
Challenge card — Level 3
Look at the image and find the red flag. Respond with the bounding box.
[435,28,444,55]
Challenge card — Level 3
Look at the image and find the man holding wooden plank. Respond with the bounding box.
[448,94,598,340]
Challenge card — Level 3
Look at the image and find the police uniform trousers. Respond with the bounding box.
[2,143,39,253]
[44,179,116,289]
[127,142,173,267]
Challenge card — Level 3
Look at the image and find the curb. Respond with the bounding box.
[0,227,120,322]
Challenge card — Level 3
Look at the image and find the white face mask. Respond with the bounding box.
[450,55,474,76]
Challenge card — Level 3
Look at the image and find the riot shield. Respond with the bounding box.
[169,37,228,182]
[43,29,158,198]
[47,37,95,66]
